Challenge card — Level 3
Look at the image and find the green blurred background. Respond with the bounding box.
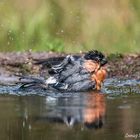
[0,0,140,53]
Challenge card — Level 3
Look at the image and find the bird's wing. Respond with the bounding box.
[17,75,46,89]
[48,55,81,75]
[34,56,66,67]
[67,79,96,92]
[34,55,80,68]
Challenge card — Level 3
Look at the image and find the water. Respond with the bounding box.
[0,78,140,140]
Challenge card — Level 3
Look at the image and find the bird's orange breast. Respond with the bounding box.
[91,67,107,90]
[84,60,107,90]
[83,60,100,73]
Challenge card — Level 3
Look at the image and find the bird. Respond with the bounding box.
[19,50,107,92]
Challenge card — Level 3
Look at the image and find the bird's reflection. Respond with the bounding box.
[39,91,106,129]
[83,92,106,129]
[0,91,106,140]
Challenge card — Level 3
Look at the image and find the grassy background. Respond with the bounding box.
[0,0,140,53]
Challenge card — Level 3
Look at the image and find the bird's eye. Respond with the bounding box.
[101,59,107,66]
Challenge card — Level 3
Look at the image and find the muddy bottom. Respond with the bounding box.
[0,78,140,140]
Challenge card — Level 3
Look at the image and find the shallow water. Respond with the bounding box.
[0,78,140,140]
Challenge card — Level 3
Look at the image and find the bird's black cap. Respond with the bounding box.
[84,50,107,66]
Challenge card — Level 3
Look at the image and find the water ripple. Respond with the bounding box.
[0,78,140,96]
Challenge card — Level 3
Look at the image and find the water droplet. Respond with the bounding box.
[29,124,32,130]
[8,30,12,33]
[7,42,10,45]
[10,37,14,41]
[61,29,64,33]
[70,11,73,14]
[23,121,25,127]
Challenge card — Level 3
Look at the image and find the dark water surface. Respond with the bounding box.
[0,79,140,140]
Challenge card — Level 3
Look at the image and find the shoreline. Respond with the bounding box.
[0,52,140,79]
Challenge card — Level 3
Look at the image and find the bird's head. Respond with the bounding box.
[84,50,107,66]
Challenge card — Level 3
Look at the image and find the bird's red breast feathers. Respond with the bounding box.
[84,60,107,90]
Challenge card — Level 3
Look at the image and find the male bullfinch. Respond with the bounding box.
[19,50,107,92]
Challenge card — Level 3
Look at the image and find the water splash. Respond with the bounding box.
[103,78,140,95]
[0,78,140,96]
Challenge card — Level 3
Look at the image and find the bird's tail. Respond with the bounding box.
[17,75,47,89]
